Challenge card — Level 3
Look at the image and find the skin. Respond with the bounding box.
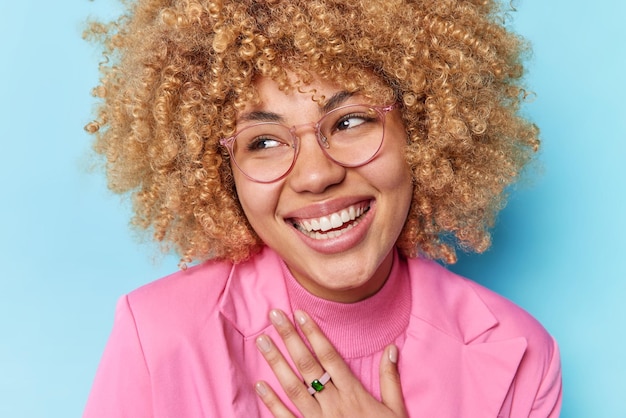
[231,75,413,416]
[232,76,414,303]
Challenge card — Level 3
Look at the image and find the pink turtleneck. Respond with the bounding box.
[282,250,412,396]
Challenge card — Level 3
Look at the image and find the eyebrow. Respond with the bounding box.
[238,110,283,123]
[237,91,354,123]
[321,91,354,114]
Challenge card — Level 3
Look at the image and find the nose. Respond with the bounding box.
[287,129,346,194]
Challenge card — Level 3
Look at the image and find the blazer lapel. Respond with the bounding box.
[401,258,528,417]
[218,246,291,337]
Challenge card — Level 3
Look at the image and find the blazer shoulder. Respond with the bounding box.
[123,259,234,334]
[130,258,231,298]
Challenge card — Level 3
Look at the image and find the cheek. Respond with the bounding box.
[377,136,413,191]
[383,165,413,206]
[233,174,281,230]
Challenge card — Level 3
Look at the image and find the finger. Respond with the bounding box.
[379,344,408,416]
[255,380,297,418]
[269,309,327,383]
[255,334,319,410]
[293,310,354,385]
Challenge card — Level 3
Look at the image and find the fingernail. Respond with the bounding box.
[294,310,307,325]
[388,345,398,364]
[270,309,284,326]
[256,335,271,353]
[255,381,268,396]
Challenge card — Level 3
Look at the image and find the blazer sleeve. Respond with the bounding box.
[529,336,563,418]
[83,295,154,418]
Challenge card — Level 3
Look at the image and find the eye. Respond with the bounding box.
[246,136,285,151]
[334,112,376,132]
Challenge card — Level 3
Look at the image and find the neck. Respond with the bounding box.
[287,250,395,303]
[283,248,412,358]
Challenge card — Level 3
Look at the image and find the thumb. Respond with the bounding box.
[379,344,408,416]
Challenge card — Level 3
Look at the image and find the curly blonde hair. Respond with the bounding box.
[85,0,539,266]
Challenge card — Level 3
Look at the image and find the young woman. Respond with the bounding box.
[83,0,562,416]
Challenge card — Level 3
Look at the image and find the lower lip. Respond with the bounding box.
[290,201,375,254]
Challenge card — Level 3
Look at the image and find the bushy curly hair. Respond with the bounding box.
[85,0,539,266]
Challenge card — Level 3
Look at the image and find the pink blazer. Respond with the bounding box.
[83,247,561,417]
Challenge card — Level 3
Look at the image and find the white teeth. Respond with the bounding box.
[293,203,370,237]
[310,221,357,240]
[320,217,333,232]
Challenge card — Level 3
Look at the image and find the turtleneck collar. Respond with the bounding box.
[281,248,412,359]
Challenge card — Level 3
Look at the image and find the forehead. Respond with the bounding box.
[233,71,396,127]
[235,76,355,125]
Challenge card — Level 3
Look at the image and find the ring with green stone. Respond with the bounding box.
[307,372,331,395]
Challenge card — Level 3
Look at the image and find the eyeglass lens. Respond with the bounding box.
[229,104,388,183]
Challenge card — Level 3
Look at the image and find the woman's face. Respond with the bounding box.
[232,76,413,302]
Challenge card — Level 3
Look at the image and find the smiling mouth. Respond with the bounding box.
[290,202,371,240]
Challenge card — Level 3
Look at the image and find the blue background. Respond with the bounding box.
[1,1,624,417]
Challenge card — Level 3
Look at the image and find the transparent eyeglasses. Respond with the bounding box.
[220,103,396,183]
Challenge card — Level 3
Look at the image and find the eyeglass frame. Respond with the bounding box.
[219,103,398,183]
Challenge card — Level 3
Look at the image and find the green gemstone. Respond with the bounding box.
[311,379,325,392]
